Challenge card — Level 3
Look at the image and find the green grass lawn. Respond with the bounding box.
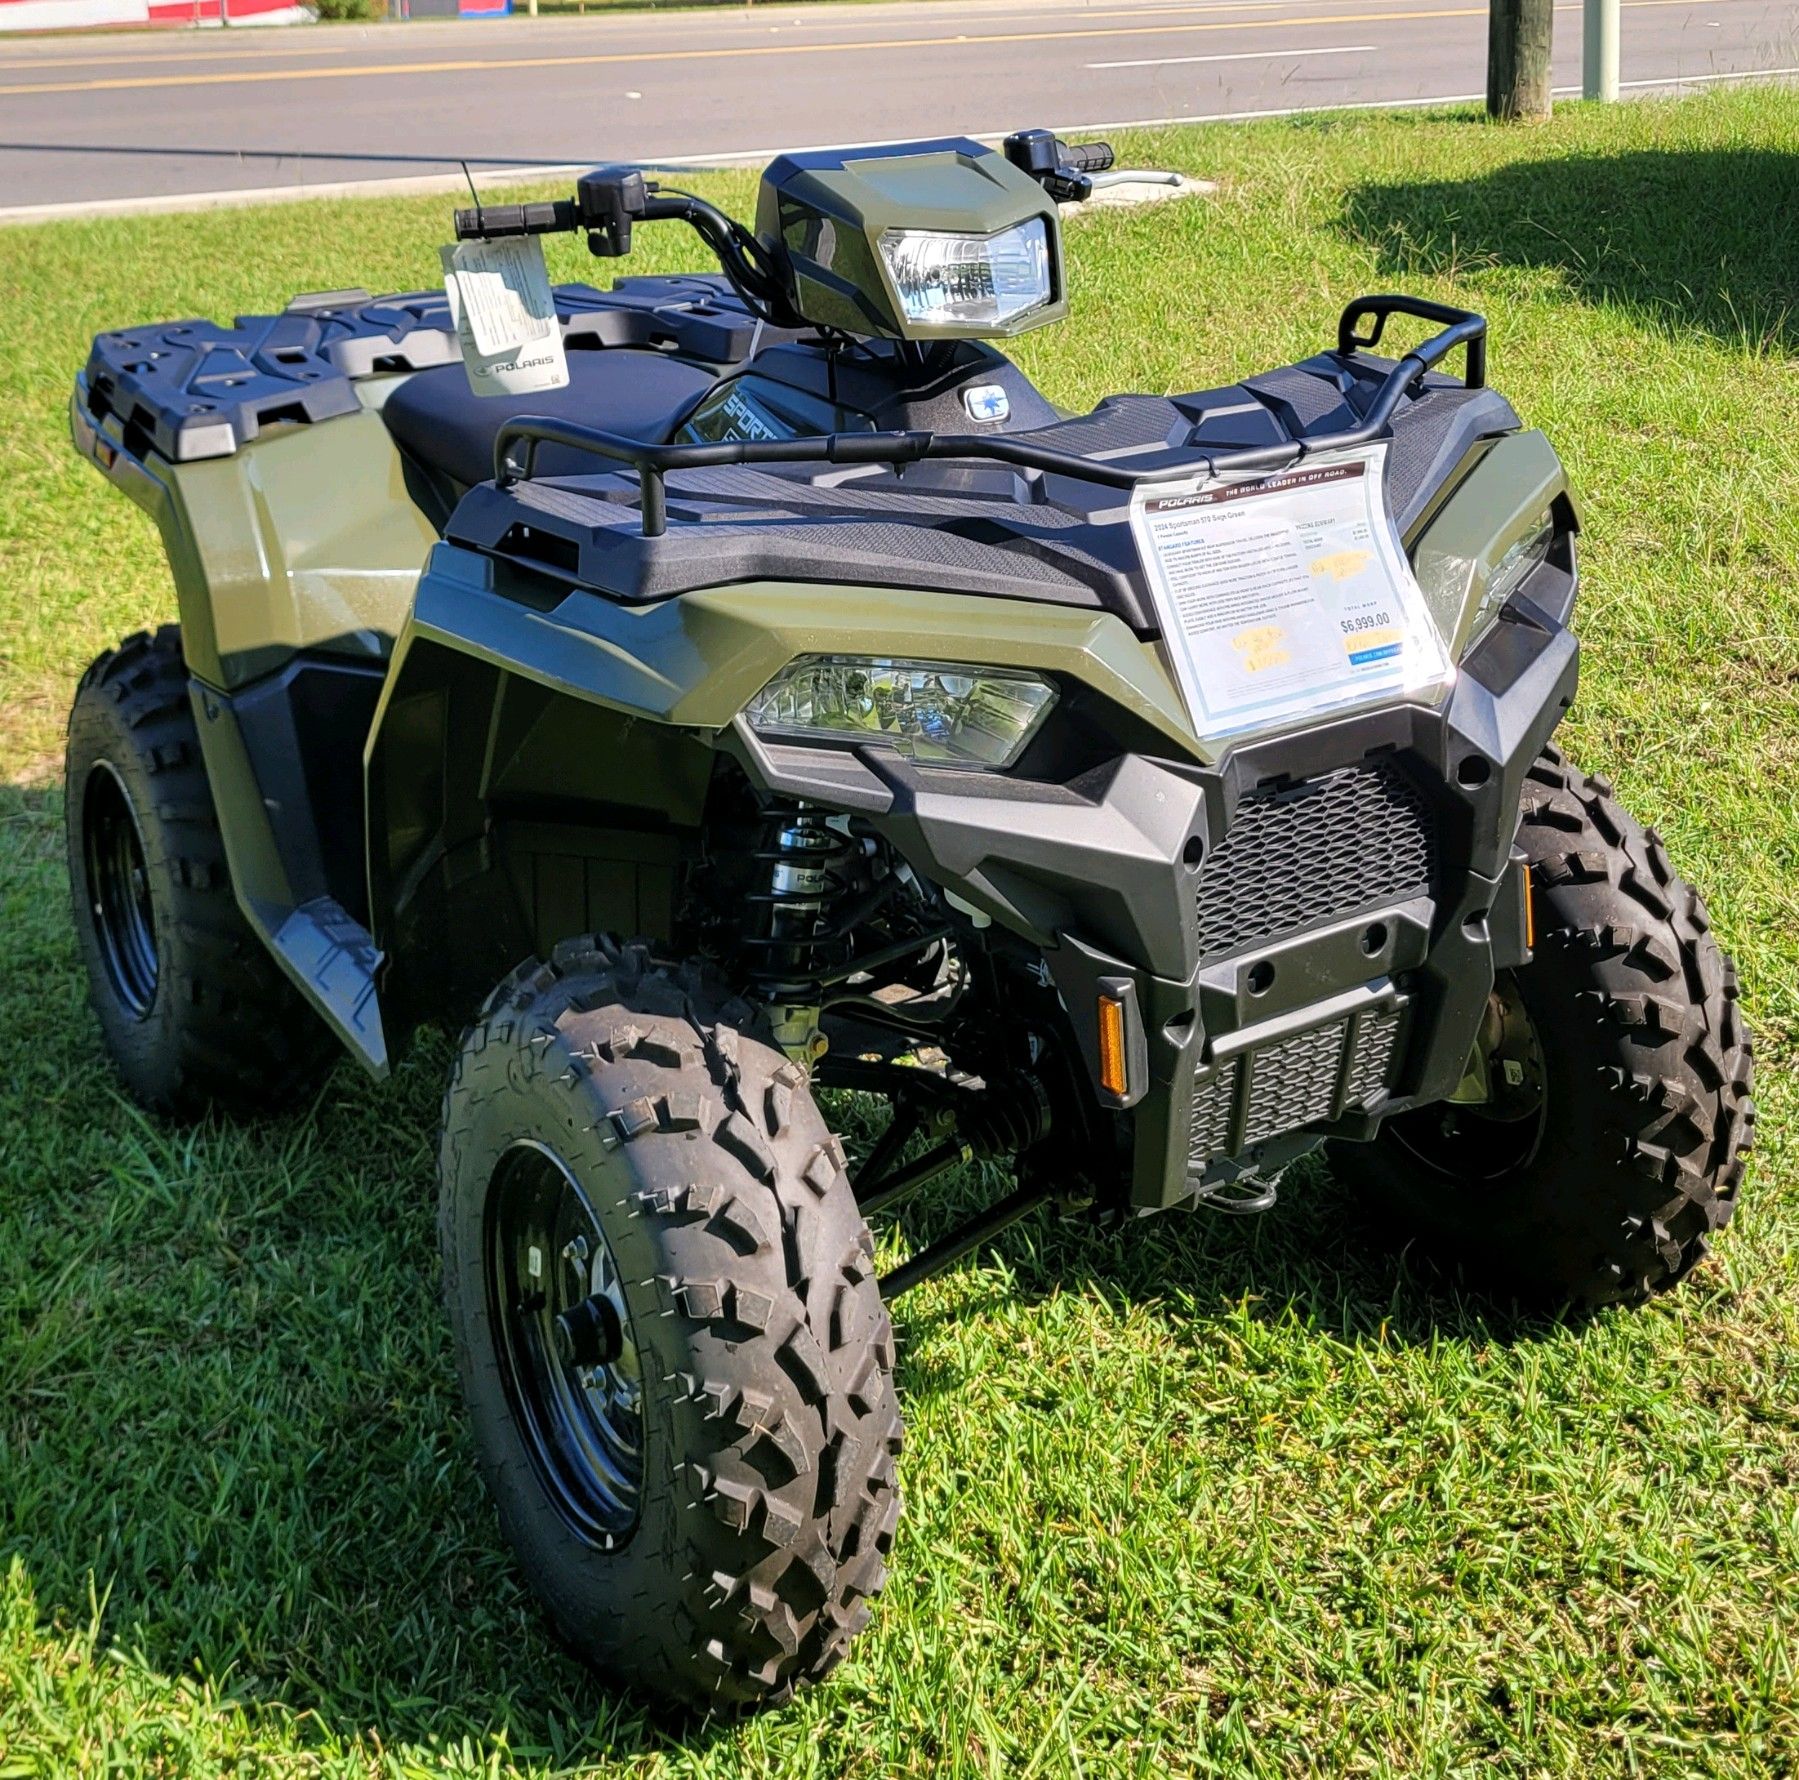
[2,87,1797,1778]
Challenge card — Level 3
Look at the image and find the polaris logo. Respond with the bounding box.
[962,384,1010,423]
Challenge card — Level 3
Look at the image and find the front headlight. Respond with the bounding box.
[1462,510,1557,650]
[877,219,1052,330]
[745,657,1057,769]
[1486,512,1556,608]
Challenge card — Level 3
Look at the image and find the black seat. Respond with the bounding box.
[381,347,721,488]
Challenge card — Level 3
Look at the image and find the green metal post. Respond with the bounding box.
[1582,0,1620,100]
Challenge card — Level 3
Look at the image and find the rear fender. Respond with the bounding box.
[70,382,439,688]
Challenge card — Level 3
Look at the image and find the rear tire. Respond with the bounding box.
[438,936,902,1714]
[1332,745,1754,1309]
[65,626,334,1116]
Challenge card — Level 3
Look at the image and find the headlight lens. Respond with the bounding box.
[745,657,1057,769]
[1487,513,1557,608]
[1460,510,1557,650]
[877,219,1052,330]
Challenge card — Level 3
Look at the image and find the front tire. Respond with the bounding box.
[1333,746,1754,1309]
[438,937,902,1714]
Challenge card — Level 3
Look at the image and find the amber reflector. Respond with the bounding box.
[1097,995,1128,1097]
[1523,863,1536,951]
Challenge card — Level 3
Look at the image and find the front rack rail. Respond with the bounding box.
[491,295,1487,539]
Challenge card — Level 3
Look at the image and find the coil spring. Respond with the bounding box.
[961,1072,1053,1158]
[741,810,854,999]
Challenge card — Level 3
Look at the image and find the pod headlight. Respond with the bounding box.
[745,657,1057,770]
[877,219,1053,331]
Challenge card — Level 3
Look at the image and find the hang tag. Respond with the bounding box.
[440,234,569,399]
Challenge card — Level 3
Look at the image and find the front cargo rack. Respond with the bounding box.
[493,295,1487,537]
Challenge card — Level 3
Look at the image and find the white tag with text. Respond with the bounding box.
[1130,442,1453,741]
[441,234,569,400]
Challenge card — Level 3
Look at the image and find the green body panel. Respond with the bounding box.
[391,542,1199,747]
[757,142,1066,341]
[70,388,438,689]
[363,554,1203,1026]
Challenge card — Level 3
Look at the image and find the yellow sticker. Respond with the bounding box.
[1231,624,1290,673]
[1310,547,1374,583]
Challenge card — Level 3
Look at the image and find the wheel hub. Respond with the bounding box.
[82,760,159,1020]
[1387,973,1548,1183]
[485,1142,644,1545]
[553,1293,624,1370]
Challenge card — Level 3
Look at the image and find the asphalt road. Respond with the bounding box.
[1,0,1795,212]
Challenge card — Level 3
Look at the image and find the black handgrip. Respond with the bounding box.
[1060,139,1115,174]
[453,199,578,241]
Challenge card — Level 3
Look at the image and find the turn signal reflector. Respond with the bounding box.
[1097,995,1128,1098]
[1523,863,1536,951]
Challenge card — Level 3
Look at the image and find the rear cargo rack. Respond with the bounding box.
[494,294,1486,537]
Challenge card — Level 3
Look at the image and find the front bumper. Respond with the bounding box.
[749,587,1578,1209]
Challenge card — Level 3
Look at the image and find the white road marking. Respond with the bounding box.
[1089,43,1373,65]
[1611,62,1799,88]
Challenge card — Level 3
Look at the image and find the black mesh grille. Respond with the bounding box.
[1242,1022,1346,1146]
[1194,763,1435,960]
[1188,1005,1406,1170]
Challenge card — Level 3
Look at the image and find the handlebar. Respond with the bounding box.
[451,169,804,328]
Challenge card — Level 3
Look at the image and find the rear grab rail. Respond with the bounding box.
[492,296,1488,538]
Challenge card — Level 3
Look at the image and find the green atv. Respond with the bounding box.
[65,131,1753,1712]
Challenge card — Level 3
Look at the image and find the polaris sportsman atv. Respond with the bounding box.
[65,131,1753,1712]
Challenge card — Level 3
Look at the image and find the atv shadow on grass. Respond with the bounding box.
[1339,145,1799,353]
[877,1154,1572,1405]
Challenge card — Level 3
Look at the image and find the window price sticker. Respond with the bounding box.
[440,233,569,399]
[1128,443,1453,740]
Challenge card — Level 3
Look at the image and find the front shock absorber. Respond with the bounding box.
[743,809,851,1058]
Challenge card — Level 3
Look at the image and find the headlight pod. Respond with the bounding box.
[877,219,1053,331]
[745,657,1057,769]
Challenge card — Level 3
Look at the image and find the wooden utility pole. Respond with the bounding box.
[1487,0,1555,119]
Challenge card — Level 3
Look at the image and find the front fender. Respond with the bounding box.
[361,542,1201,1026]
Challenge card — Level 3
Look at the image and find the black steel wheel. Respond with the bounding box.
[439,938,902,1714]
[66,626,334,1115]
[81,759,159,1020]
[1331,746,1753,1308]
[485,1140,644,1546]
[1381,975,1546,1184]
